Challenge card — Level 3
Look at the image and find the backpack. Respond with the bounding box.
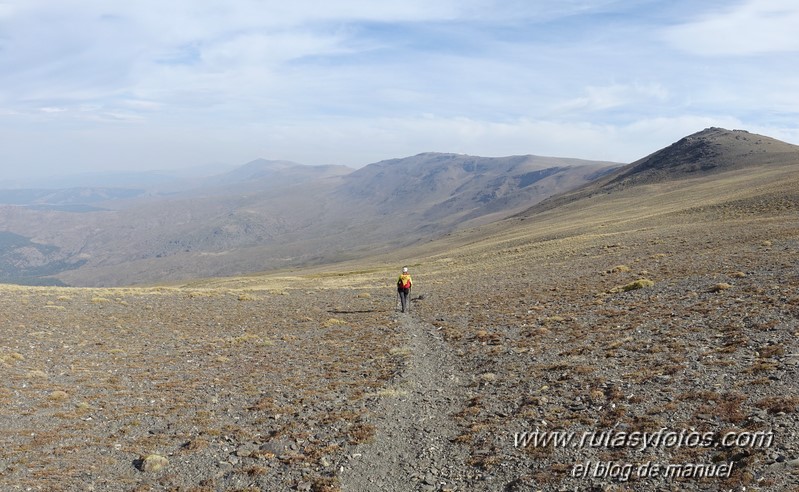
[398,274,411,289]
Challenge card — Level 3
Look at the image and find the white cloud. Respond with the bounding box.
[39,107,68,113]
[553,82,670,114]
[662,0,799,55]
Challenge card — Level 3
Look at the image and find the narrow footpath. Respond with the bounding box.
[340,312,470,491]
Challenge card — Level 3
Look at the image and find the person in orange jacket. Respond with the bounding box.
[396,266,413,313]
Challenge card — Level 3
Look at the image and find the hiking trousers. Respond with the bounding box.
[398,288,410,312]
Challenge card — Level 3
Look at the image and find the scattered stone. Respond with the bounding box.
[260,439,292,456]
[236,443,259,458]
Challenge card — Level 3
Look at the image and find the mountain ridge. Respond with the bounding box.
[608,127,799,186]
[520,127,799,216]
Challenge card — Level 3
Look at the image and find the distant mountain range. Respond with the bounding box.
[1,127,795,287]
[0,151,617,285]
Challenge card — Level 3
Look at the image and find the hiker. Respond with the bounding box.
[396,266,413,313]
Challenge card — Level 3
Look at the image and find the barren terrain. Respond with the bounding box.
[2,129,799,491]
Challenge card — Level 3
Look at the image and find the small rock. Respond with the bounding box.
[260,438,291,455]
[236,443,258,457]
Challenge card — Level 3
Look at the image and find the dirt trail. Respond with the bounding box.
[341,312,470,492]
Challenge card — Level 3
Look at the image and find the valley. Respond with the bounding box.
[0,154,617,287]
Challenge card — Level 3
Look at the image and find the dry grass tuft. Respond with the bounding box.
[713,393,748,423]
[756,396,799,414]
[139,454,169,473]
[1,352,25,365]
[310,477,341,492]
[347,423,376,444]
[388,346,413,358]
[48,390,69,400]
[620,278,655,291]
[710,282,733,292]
[758,345,785,358]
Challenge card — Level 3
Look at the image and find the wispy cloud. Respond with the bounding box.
[553,82,670,115]
[662,0,799,56]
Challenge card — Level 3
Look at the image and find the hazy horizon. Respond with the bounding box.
[2,0,798,182]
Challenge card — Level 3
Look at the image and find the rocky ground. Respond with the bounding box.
[0,285,403,491]
[411,216,799,491]
[1,208,798,491]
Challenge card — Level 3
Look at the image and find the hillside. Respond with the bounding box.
[0,153,617,286]
[610,127,799,183]
[527,127,799,213]
[2,128,797,491]
[338,153,615,225]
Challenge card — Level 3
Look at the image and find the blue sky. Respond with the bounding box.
[1,0,798,181]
